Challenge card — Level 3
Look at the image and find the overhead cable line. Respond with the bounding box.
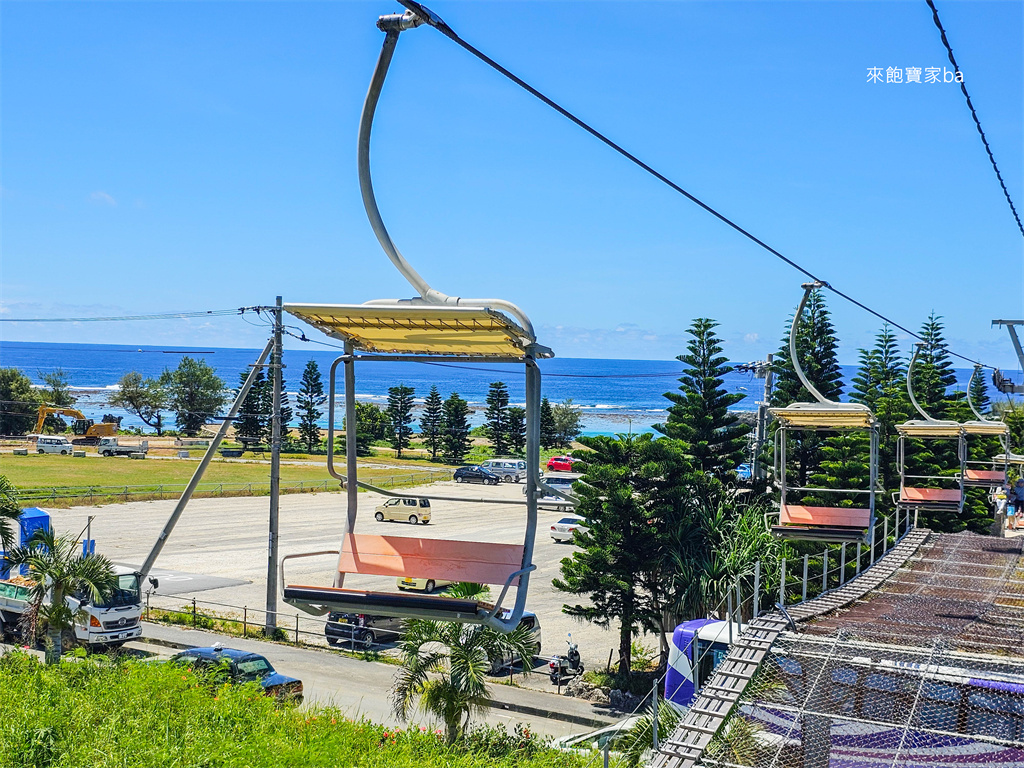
[393,0,996,368]
[0,308,262,323]
[926,0,1024,239]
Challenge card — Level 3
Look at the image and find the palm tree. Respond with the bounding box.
[391,583,538,743]
[4,527,118,664]
[0,475,22,552]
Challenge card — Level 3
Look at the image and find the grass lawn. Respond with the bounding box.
[0,651,594,768]
[1,454,446,492]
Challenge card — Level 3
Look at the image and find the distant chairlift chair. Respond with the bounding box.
[278,8,574,632]
[895,344,966,517]
[961,365,1009,489]
[769,282,879,544]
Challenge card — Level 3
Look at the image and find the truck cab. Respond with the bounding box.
[71,565,143,647]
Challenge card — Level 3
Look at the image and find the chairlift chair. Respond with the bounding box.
[894,344,966,515]
[768,282,879,544]
[960,365,1009,489]
[279,8,575,632]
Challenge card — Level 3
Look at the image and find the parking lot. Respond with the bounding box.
[46,477,623,671]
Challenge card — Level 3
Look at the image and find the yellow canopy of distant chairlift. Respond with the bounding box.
[961,420,1010,437]
[769,402,878,430]
[895,420,963,439]
[284,303,549,358]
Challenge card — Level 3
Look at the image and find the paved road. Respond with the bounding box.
[46,479,626,670]
[128,621,620,737]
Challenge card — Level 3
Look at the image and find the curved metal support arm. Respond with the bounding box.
[789,282,832,404]
[966,365,994,423]
[907,344,938,422]
[358,12,537,339]
[279,551,337,616]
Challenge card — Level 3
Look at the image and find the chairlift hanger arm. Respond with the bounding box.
[359,7,536,338]
[906,343,938,423]
[788,281,831,405]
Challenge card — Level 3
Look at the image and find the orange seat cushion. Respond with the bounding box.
[964,469,1006,483]
[780,505,871,528]
[900,487,962,503]
[337,534,525,586]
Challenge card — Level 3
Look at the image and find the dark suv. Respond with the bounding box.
[325,612,404,648]
[453,465,501,485]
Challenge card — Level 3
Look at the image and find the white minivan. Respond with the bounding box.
[35,436,73,455]
[480,459,527,483]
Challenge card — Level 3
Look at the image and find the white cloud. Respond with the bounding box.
[89,191,118,207]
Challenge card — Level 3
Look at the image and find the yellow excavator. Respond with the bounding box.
[34,406,117,445]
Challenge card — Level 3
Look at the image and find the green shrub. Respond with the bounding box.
[0,651,591,768]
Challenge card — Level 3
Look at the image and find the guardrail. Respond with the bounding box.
[145,592,377,653]
[16,470,452,504]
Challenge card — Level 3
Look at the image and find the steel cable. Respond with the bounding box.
[394,0,1003,369]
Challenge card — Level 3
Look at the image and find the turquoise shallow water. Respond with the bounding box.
[0,340,977,436]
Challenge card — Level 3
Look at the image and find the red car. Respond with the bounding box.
[546,456,578,472]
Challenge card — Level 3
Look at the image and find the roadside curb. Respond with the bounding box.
[134,634,194,652]
[485,696,617,729]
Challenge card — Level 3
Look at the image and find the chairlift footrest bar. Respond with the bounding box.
[283,585,486,622]
[771,525,869,543]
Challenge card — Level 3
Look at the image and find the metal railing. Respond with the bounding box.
[144,592,382,653]
[776,508,914,608]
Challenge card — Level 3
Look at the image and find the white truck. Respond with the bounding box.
[0,565,144,649]
[98,437,149,458]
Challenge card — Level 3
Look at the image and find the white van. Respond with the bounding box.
[35,436,73,455]
[480,459,527,483]
[374,497,431,524]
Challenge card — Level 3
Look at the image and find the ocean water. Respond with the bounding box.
[0,341,980,435]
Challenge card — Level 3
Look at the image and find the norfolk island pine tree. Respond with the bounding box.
[441,393,471,465]
[420,386,444,460]
[654,318,750,481]
[296,359,326,453]
[387,385,416,459]
[234,368,266,448]
[484,382,510,457]
[506,407,526,457]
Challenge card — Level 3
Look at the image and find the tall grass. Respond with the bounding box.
[0,650,591,768]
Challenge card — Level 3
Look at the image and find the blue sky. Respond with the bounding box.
[1,1,1022,366]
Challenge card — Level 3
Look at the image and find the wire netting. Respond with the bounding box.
[803,532,1024,656]
[691,532,1024,768]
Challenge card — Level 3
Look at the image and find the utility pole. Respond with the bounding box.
[265,296,283,636]
[749,354,774,482]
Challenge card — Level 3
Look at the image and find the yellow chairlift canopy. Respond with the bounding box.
[995,453,1024,465]
[284,303,550,358]
[769,402,877,429]
[896,420,963,438]
[961,420,1009,436]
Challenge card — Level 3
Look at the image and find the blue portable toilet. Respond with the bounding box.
[19,508,50,546]
[14,508,50,576]
[665,618,735,707]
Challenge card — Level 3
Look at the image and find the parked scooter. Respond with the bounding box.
[549,633,584,684]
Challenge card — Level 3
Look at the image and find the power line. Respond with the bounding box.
[0,307,265,323]
[394,0,998,369]
[925,0,1024,239]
